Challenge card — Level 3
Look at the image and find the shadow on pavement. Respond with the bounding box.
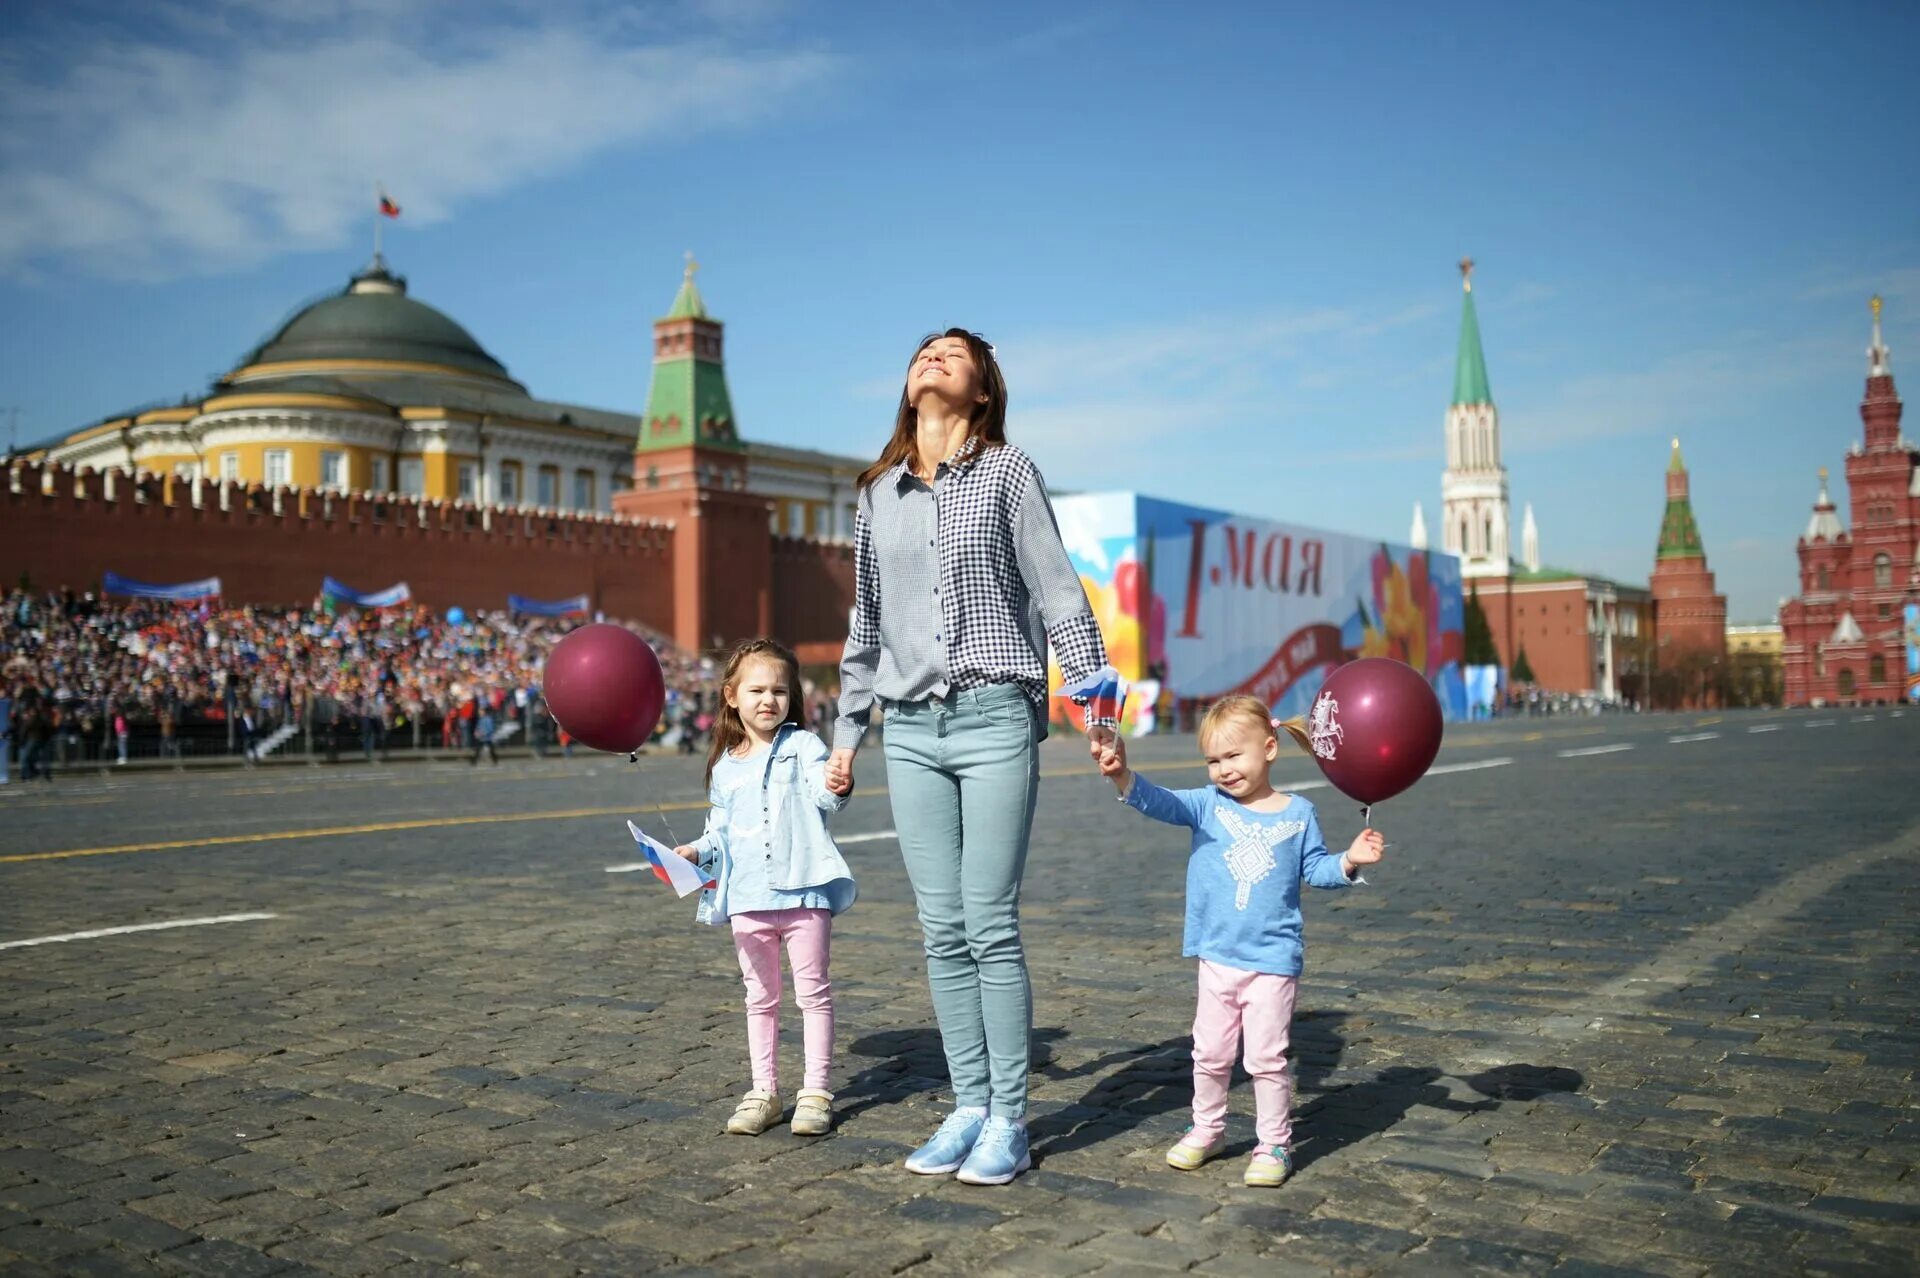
[1293,1059,1585,1169]
[838,1026,1069,1123]
[1024,1011,1585,1166]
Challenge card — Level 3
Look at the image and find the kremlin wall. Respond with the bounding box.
[0,460,858,666]
[6,252,1912,707]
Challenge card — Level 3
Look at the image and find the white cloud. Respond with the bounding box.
[0,2,834,280]
[1502,332,1850,455]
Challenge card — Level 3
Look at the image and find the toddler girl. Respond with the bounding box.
[675,639,856,1136]
[1096,695,1383,1186]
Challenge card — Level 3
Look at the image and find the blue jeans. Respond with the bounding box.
[882,684,1040,1117]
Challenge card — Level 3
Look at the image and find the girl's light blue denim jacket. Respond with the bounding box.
[691,724,856,926]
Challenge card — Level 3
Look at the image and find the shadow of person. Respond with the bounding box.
[837,1026,1069,1123]
[1029,1011,1361,1161]
[1028,1036,1192,1159]
[1292,1061,1584,1170]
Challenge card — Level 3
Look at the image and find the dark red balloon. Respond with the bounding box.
[1303,657,1443,806]
[543,624,666,754]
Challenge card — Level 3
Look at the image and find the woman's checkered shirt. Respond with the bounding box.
[833,439,1110,750]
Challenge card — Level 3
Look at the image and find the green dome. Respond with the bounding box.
[242,261,513,382]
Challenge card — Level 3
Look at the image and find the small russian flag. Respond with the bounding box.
[1056,664,1130,723]
[626,820,715,898]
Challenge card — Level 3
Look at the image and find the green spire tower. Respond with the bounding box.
[1656,437,1705,559]
[638,253,742,453]
[1452,267,1493,407]
[1440,257,1512,581]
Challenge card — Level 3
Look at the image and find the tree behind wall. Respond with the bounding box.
[1511,645,1536,684]
[1463,584,1499,666]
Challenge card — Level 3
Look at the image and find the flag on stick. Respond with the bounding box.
[378,189,401,218]
[1056,664,1129,723]
[626,820,714,897]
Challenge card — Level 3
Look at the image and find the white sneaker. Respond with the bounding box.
[791,1089,834,1136]
[725,1088,782,1135]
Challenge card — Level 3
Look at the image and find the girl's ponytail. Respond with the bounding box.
[1274,716,1312,755]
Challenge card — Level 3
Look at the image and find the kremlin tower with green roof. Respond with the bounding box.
[638,254,742,453]
[615,256,773,653]
[1436,257,1513,581]
[1647,435,1727,694]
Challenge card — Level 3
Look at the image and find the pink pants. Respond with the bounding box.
[1191,958,1298,1149]
[731,908,834,1094]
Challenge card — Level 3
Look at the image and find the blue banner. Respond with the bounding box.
[103,571,222,601]
[321,576,412,608]
[508,592,590,617]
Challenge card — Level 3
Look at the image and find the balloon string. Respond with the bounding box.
[1361,803,1372,831]
[627,749,686,849]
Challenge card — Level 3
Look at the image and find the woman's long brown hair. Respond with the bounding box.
[705,638,805,787]
[855,329,1009,491]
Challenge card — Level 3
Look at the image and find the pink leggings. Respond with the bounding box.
[1190,958,1298,1149]
[731,908,834,1093]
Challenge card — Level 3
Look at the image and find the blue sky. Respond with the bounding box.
[2,0,1916,620]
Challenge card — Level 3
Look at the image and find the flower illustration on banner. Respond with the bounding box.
[1359,547,1442,675]
[1049,555,1144,727]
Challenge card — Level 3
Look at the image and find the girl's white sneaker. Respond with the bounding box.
[791,1089,834,1136]
[725,1088,782,1135]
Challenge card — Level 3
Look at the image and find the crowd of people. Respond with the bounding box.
[0,587,839,774]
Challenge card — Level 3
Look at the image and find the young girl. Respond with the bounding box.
[674,639,856,1137]
[1095,695,1384,1187]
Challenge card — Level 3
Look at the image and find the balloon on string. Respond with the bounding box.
[445,606,467,626]
[1303,657,1443,807]
[543,624,666,754]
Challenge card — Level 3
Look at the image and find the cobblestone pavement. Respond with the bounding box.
[2,708,1916,1276]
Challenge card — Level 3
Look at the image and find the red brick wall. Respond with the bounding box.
[1507,582,1595,693]
[3,462,678,631]
[771,536,855,666]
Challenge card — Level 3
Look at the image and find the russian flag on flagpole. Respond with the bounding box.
[626,821,714,898]
[1056,664,1130,723]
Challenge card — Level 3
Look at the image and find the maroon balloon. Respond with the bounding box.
[543,624,666,754]
[1303,657,1444,806]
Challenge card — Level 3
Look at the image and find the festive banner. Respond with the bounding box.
[1048,493,1467,725]
[508,593,591,617]
[320,576,412,608]
[1905,602,1919,704]
[102,571,222,602]
[1464,664,1503,719]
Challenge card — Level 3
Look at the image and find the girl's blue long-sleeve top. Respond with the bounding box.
[1120,773,1354,976]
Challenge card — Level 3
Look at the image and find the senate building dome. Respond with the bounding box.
[36,254,868,538]
[239,261,517,385]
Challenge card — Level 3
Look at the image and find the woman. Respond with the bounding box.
[827,329,1115,1185]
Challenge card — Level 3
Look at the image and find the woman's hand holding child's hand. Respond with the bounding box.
[673,844,700,862]
[1342,829,1385,878]
[824,748,854,796]
[1091,731,1130,792]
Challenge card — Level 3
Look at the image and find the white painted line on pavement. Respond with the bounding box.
[0,913,278,950]
[1557,744,1635,758]
[1852,715,1875,723]
[1807,719,1837,728]
[1668,732,1720,744]
[604,863,652,874]
[1425,757,1514,776]
[1747,725,1781,734]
